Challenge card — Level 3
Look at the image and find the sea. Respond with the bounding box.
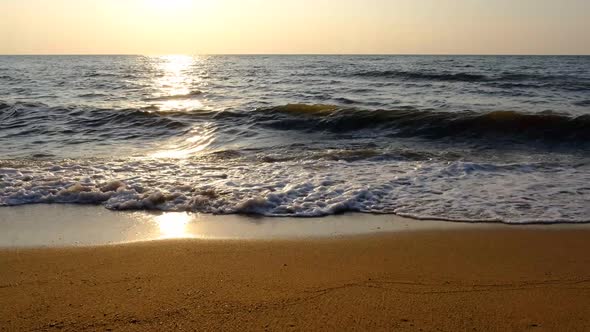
[1,55,589,224]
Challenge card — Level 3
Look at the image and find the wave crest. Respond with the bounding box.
[0,101,190,156]
[348,69,590,91]
[249,104,590,142]
[352,70,488,82]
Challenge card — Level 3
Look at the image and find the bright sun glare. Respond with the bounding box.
[148,0,193,10]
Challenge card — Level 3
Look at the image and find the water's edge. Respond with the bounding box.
[2,205,590,248]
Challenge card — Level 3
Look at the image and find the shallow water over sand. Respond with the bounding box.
[0,205,503,247]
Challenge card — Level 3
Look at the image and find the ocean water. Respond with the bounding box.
[1,55,589,223]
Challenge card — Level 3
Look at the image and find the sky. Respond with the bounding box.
[1,0,589,55]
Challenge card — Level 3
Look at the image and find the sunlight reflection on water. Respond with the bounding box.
[150,123,217,158]
[150,55,204,110]
[154,212,194,239]
[148,55,216,158]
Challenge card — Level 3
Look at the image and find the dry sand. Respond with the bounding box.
[2,228,590,331]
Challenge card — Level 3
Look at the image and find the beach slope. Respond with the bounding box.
[2,229,590,331]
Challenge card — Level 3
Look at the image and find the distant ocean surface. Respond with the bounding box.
[1,55,589,223]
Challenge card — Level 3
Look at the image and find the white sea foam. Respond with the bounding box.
[1,158,589,224]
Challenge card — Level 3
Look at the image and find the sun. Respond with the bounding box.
[148,0,193,11]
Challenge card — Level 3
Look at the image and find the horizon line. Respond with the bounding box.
[1,53,589,57]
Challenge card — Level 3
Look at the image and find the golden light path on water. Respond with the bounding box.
[152,55,203,110]
[148,55,216,159]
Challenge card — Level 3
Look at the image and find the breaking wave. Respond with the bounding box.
[3,101,589,154]
[0,101,190,138]
[1,158,589,224]
[245,104,590,142]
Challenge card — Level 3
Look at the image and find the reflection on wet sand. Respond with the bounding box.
[0,205,527,248]
[154,212,193,239]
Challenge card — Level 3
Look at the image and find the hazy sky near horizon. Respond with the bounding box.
[1,0,589,55]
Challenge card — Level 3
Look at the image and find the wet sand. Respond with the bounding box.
[2,228,590,331]
[0,205,496,247]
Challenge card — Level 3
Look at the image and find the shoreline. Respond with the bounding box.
[2,205,590,248]
[0,204,495,248]
[2,228,590,331]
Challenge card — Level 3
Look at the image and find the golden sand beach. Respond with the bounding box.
[2,224,590,331]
